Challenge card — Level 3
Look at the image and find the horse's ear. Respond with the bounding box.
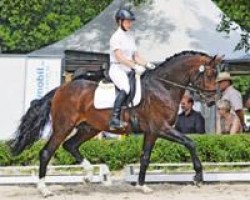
[210,54,225,66]
[215,54,225,64]
[208,55,217,65]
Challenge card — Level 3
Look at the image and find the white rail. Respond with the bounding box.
[125,162,250,183]
[0,164,111,185]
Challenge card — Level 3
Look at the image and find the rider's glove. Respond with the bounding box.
[133,64,146,75]
[145,62,156,70]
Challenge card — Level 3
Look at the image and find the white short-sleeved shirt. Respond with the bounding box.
[110,27,137,72]
[222,85,243,111]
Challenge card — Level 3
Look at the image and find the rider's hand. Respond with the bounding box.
[133,64,146,75]
[145,62,156,70]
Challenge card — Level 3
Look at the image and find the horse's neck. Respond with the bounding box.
[153,58,196,105]
[158,60,192,86]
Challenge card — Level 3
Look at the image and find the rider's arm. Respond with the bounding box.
[114,49,136,68]
[133,51,147,66]
[134,52,156,70]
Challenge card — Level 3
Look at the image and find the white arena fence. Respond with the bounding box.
[1,162,250,185]
[0,164,110,185]
[125,162,250,183]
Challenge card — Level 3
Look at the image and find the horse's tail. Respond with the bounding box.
[10,87,58,156]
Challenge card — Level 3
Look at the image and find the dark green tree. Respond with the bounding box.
[0,0,112,53]
[0,0,249,54]
[212,0,250,52]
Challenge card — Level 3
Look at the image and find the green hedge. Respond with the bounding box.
[1,135,250,170]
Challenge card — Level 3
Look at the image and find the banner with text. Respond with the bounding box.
[25,57,62,111]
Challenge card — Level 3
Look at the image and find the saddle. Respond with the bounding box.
[94,70,142,109]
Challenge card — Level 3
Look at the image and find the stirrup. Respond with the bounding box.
[109,120,127,131]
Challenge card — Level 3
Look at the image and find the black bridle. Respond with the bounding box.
[158,77,216,102]
[158,62,220,104]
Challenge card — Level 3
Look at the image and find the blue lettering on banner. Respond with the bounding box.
[36,67,45,99]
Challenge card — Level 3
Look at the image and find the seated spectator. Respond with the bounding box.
[244,93,250,132]
[175,95,205,134]
[216,72,246,129]
[244,93,250,112]
[216,99,242,134]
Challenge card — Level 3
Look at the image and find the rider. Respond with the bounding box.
[109,8,156,130]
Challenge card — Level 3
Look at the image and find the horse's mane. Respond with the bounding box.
[141,50,211,105]
[159,50,210,67]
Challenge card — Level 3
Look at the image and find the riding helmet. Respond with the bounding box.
[115,9,135,22]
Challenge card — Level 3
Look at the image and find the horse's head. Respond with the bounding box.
[189,54,224,106]
[150,51,224,107]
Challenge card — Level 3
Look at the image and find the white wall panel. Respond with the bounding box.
[0,56,62,140]
[0,56,26,140]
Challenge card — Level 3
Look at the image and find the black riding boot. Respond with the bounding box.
[109,90,127,130]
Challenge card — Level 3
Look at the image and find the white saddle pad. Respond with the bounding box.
[94,75,142,109]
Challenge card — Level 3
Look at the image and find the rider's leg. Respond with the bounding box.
[109,90,127,130]
[109,65,130,130]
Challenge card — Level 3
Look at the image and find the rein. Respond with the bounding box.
[158,78,216,100]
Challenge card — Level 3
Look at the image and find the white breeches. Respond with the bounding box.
[109,65,130,95]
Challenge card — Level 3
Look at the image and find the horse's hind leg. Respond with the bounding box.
[159,129,203,185]
[63,123,99,164]
[63,123,99,182]
[38,123,75,197]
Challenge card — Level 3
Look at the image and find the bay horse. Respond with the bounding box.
[11,51,222,196]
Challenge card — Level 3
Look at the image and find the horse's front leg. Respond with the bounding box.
[136,133,157,193]
[159,129,203,185]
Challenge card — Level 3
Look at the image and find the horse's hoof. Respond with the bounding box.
[83,174,93,184]
[43,190,54,198]
[37,179,54,197]
[37,185,54,197]
[193,179,203,188]
[83,178,91,184]
[193,173,203,187]
[193,180,203,187]
[102,178,112,186]
[131,182,137,186]
[135,184,153,193]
